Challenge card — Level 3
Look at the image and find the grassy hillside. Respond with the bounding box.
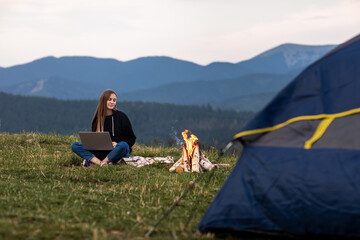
[0,133,241,239]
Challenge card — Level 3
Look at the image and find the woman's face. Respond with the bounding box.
[106,93,117,110]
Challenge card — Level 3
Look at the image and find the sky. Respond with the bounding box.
[0,0,359,67]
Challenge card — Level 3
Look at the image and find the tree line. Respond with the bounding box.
[0,92,255,148]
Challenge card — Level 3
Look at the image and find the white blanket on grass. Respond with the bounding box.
[121,156,174,168]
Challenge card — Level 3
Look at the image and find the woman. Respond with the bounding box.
[71,89,136,167]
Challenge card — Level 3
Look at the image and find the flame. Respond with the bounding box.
[182,129,198,159]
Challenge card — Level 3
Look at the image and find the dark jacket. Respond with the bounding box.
[91,110,136,159]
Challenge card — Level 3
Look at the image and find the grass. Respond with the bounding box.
[0,133,239,239]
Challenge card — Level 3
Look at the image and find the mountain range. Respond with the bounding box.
[0,43,336,111]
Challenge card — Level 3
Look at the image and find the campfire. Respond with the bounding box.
[169,130,215,173]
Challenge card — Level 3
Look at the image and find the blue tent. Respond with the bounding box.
[198,34,360,238]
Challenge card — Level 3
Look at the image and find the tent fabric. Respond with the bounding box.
[198,33,360,237]
[245,111,360,150]
[198,146,360,236]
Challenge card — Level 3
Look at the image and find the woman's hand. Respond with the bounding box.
[112,142,117,148]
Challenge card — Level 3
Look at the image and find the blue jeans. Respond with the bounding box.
[71,141,130,163]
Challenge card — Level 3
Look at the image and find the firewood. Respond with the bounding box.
[199,158,214,171]
[199,152,214,171]
[191,143,200,172]
[182,144,191,172]
[169,157,183,172]
[200,152,211,163]
[213,164,231,168]
[176,165,184,173]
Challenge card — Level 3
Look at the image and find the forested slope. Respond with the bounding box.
[0,92,254,147]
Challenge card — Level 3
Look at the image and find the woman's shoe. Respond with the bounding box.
[100,162,108,167]
[82,159,93,167]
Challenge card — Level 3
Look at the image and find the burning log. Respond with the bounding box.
[191,143,200,172]
[169,130,220,173]
[182,144,191,172]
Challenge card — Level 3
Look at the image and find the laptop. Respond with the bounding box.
[78,132,114,150]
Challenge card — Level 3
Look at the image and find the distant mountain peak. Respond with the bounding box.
[32,56,57,62]
[128,55,199,66]
[254,43,336,68]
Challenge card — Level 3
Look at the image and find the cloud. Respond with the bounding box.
[203,0,360,61]
[251,0,359,41]
[0,0,359,67]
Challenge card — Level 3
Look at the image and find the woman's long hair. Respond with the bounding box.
[91,89,117,132]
